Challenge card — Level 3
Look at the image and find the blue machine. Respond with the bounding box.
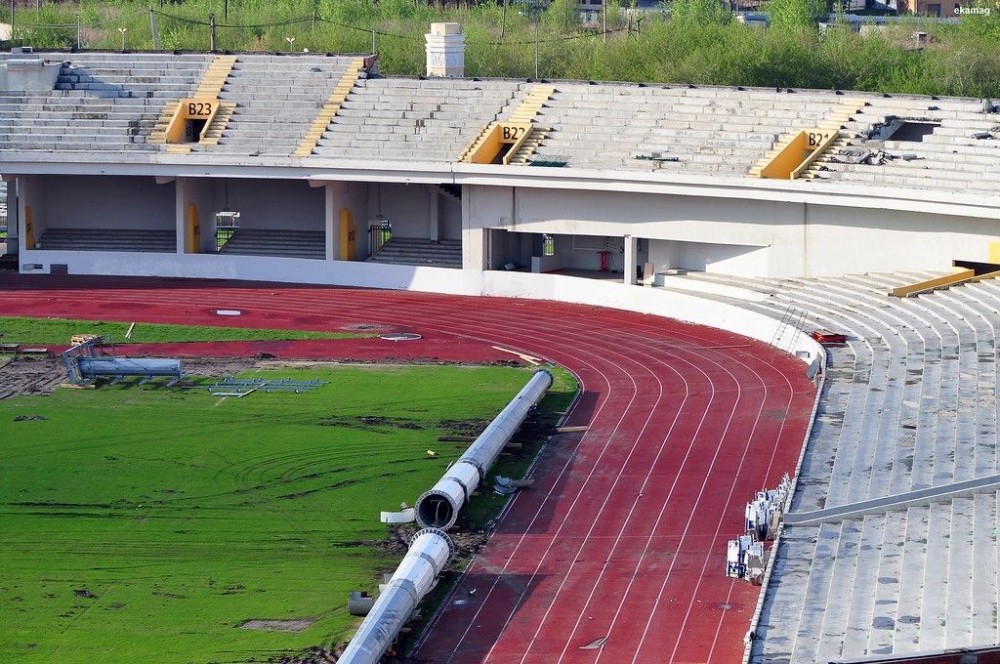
[62,340,183,385]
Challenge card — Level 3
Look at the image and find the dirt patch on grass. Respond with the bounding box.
[439,419,490,437]
[239,618,315,633]
[375,525,488,561]
[0,355,263,401]
[0,356,65,400]
[317,415,424,430]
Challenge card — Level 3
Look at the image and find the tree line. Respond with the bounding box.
[3,0,999,98]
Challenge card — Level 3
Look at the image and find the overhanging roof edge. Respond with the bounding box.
[450,166,1000,221]
[2,156,998,220]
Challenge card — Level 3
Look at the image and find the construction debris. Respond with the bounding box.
[493,475,535,495]
[207,377,325,397]
[726,474,792,584]
[380,508,416,524]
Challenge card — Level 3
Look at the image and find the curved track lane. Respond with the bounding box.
[0,276,815,663]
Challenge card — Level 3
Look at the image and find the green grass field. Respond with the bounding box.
[0,316,362,346]
[0,364,576,663]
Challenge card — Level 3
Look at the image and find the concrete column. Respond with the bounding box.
[461,191,486,270]
[18,175,45,254]
[2,176,18,254]
[425,23,464,78]
[325,182,341,261]
[174,178,188,254]
[429,188,440,242]
[624,234,637,285]
[15,176,28,255]
[174,177,218,254]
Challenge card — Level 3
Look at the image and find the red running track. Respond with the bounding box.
[0,275,815,663]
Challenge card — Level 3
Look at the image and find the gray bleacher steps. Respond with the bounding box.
[366,237,462,268]
[0,53,214,153]
[38,228,175,253]
[693,273,1000,662]
[218,229,325,259]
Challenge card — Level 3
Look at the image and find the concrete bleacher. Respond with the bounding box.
[313,78,526,162]
[0,53,213,153]
[197,55,359,156]
[802,95,1000,193]
[0,52,996,222]
[0,52,997,190]
[528,84,845,173]
[366,237,462,268]
[684,272,1000,661]
[217,228,325,259]
[38,227,175,252]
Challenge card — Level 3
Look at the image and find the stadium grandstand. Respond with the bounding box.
[685,272,1000,663]
[2,34,1000,663]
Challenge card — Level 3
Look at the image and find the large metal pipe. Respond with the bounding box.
[415,369,553,530]
[77,357,182,379]
[338,528,454,664]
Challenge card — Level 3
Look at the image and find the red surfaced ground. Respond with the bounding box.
[0,275,815,664]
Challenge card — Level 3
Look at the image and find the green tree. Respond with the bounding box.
[545,0,581,33]
[670,0,733,27]
[955,0,1000,39]
[768,0,827,29]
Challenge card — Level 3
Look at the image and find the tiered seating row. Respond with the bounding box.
[218,229,325,259]
[38,227,175,252]
[528,84,846,174]
[366,237,462,268]
[191,55,359,157]
[0,53,212,153]
[713,272,1000,661]
[808,96,1000,194]
[1,54,996,184]
[314,79,526,162]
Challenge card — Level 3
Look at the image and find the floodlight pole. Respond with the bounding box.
[533,16,539,80]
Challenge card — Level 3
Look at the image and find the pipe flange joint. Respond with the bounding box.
[412,527,456,561]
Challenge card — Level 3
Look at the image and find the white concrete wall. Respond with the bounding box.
[802,204,1000,276]
[467,186,805,276]
[370,182,434,238]
[466,185,1000,278]
[648,238,681,271]
[223,179,324,231]
[648,239,770,274]
[467,184,514,232]
[517,188,791,244]
[440,191,462,240]
[45,175,175,230]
